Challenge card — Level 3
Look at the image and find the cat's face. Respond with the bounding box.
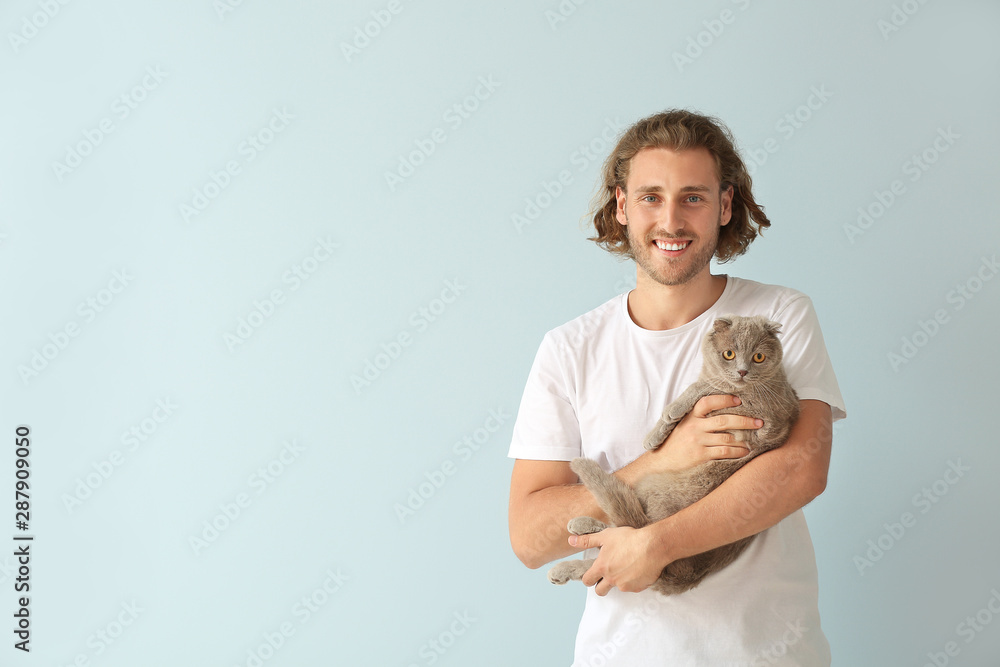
[702,316,785,389]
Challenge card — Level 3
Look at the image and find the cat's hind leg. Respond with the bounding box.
[547,517,604,585]
[570,458,649,529]
[567,516,607,535]
[547,558,595,585]
[547,516,605,586]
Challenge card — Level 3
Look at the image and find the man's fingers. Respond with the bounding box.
[582,563,603,587]
[692,396,767,431]
[709,413,763,432]
[569,532,601,549]
[692,393,742,417]
[709,444,751,460]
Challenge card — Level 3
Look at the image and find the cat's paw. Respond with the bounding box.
[643,421,676,450]
[547,559,593,585]
[547,562,575,585]
[642,432,661,451]
[665,405,689,422]
[567,516,607,535]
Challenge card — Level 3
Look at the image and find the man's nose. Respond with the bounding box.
[660,200,685,232]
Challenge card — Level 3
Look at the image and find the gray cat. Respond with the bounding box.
[547,315,800,596]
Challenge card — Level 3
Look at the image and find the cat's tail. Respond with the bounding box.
[570,458,649,529]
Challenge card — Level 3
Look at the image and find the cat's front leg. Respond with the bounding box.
[547,558,596,585]
[642,418,676,451]
[643,382,711,451]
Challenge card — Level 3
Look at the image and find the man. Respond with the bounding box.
[507,109,846,665]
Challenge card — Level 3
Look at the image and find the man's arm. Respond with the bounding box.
[508,394,761,569]
[572,399,833,595]
[508,460,601,570]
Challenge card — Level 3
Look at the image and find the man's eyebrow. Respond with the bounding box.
[632,184,713,194]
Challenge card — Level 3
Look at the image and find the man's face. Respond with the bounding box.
[615,147,733,287]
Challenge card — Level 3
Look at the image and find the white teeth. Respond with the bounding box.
[655,240,688,251]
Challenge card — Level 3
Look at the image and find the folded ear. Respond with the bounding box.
[762,319,783,336]
[712,317,733,333]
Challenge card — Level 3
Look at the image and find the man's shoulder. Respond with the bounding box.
[726,275,812,314]
[542,292,624,349]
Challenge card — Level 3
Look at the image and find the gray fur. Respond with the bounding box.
[548,315,799,595]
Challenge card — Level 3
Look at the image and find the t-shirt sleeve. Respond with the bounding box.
[773,295,847,421]
[507,332,582,461]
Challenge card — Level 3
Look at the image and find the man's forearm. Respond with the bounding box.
[511,483,603,569]
[645,400,833,565]
[510,455,671,570]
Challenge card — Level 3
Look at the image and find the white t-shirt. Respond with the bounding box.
[508,276,846,667]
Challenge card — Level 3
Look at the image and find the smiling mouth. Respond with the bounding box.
[654,240,690,252]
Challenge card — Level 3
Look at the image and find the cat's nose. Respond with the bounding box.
[738,370,748,377]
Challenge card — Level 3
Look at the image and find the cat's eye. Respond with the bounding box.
[753,352,766,363]
[722,350,735,360]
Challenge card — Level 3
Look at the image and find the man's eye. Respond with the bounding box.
[642,195,657,202]
[686,195,702,203]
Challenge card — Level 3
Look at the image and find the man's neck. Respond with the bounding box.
[626,269,727,331]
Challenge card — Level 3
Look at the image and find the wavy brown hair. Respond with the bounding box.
[589,109,769,263]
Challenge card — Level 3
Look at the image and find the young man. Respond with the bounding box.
[507,110,846,665]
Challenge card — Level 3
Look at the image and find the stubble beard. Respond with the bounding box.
[624,211,722,287]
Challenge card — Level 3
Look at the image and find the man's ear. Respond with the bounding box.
[615,186,627,226]
[720,184,734,227]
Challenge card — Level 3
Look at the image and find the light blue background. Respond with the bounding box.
[2,0,999,665]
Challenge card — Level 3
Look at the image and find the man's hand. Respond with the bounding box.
[510,396,772,570]
[569,526,666,596]
[646,394,762,474]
